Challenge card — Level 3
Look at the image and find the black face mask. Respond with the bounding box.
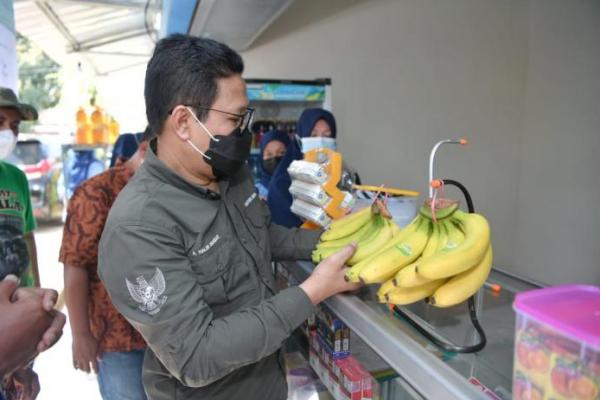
[262,156,283,175]
[204,127,252,179]
[187,109,252,179]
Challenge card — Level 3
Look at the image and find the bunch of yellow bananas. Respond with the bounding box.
[371,203,493,308]
[312,200,402,266]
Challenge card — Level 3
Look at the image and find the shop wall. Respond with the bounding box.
[241,0,600,285]
[512,0,600,285]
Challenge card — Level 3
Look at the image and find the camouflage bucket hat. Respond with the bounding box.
[0,87,38,121]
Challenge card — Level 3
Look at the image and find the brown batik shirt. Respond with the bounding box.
[59,161,145,353]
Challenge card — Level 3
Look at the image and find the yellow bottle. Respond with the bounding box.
[75,107,91,144]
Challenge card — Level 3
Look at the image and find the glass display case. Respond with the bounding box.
[280,261,540,399]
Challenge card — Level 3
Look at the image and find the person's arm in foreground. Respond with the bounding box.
[0,275,65,377]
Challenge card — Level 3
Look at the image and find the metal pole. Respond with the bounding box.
[428,139,467,197]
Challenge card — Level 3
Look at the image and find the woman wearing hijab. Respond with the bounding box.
[297,108,337,138]
[266,108,337,228]
[297,108,359,186]
[255,130,290,200]
[109,127,152,167]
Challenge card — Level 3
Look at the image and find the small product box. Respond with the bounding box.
[316,332,349,362]
[328,369,340,396]
[513,285,599,400]
[346,357,379,400]
[315,305,351,357]
[338,359,363,400]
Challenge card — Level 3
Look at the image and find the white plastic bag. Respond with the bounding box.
[288,160,328,185]
[289,180,331,207]
[290,199,331,227]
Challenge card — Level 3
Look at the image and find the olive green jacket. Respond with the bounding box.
[99,143,320,399]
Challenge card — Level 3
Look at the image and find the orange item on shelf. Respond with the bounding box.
[76,107,87,124]
[75,107,92,145]
[299,148,350,230]
[90,106,103,124]
[303,148,346,220]
[91,107,108,144]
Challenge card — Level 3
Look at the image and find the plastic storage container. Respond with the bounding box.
[513,285,600,400]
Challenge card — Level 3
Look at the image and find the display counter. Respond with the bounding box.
[280,261,539,399]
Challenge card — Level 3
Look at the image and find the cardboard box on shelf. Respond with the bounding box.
[317,331,350,361]
[338,359,363,400]
[315,305,351,354]
[308,320,387,400]
[345,357,380,400]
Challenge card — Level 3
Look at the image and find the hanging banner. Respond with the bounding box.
[0,0,18,92]
[247,83,326,102]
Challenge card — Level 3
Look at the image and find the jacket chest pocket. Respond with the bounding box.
[189,241,230,306]
[238,197,269,246]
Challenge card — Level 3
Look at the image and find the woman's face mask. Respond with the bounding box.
[262,156,283,175]
[185,107,252,179]
[300,136,336,153]
[0,129,17,160]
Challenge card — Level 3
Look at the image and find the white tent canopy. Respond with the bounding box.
[14,0,159,76]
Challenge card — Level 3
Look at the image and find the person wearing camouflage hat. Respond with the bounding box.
[0,87,38,123]
[0,87,43,399]
[0,87,39,284]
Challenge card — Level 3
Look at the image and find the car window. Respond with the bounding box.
[11,141,45,165]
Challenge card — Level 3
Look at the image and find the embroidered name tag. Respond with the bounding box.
[194,234,220,256]
[244,192,257,208]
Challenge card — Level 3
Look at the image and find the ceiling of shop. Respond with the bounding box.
[13,0,295,75]
[13,0,160,75]
[188,0,295,51]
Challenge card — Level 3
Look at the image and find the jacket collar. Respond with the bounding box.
[143,138,224,200]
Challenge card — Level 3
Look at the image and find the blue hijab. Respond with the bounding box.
[110,133,142,167]
[267,136,304,228]
[258,130,291,189]
[297,108,337,138]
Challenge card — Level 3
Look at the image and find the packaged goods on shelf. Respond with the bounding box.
[338,358,363,400]
[309,332,383,400]
[290,180,332,207]
[316,329,350,362]
[316,305,351,355]
[291,198,332,227]
[340,191,355,210]
[289,160,329,185]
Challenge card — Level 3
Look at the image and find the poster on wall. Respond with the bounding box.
[0,0,18,92]
[247,83,326,102]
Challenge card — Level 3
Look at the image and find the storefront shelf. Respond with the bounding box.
[280,261,538,400]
